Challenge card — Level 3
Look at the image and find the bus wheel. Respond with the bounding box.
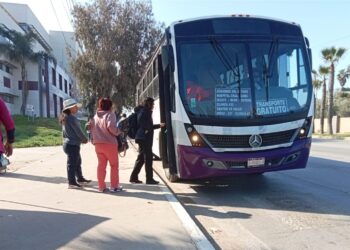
[164,167,179,182]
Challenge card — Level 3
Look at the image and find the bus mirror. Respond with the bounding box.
[304,37,312,68]
[161,45,175,72]
[305,37,310,47]
[161,46,169,69]
[308,48,312,68]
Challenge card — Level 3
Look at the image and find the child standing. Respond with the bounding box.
[59,98,91,189]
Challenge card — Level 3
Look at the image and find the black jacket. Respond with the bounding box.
[135,107,160,145]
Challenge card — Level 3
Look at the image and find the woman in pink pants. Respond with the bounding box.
[89,97,122,193]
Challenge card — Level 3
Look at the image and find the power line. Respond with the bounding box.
[313,34,350,49]
[49,0,68,45]
[66,0,73,11]
[62,0,74,27]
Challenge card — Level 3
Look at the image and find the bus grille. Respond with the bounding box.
[203,129,297,148]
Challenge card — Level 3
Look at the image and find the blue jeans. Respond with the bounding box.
[63,143,83,184]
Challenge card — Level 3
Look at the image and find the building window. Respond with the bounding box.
[52,68,56,86]
[59,74,62,90]
[0,94,14,104]
[69,83,72,96]
[3,76,11,88]
[0,63,3,70]
[53,94,57,117]
[60,97,63,111]
[64,79,68,93]
[5,65,10,74]
[18,81,39,90]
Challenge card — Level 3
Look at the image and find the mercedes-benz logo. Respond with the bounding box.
[249,134,262,148]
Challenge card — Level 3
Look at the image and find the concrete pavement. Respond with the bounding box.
[0,143,198,250]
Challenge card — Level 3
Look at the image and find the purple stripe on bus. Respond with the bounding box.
[177,138,311,180]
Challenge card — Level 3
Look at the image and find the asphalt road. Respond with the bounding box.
[154,139,350,250]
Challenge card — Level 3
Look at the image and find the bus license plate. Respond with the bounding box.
[247,158,265,167]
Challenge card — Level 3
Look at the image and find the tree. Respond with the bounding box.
[318,66,329,134]
[337,65,350,90]
[321,47,346,134]
[70,0,163,114]
[312,69,322,99]
[0,26,55,115]
[334,90,350,117]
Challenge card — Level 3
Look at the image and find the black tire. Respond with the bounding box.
[164,167,179,182]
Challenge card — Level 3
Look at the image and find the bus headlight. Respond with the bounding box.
[298,117,312,139]
[191,134,199,142]
[184,124,208,147]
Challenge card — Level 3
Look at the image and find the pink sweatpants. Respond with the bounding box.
[94,143,119,190]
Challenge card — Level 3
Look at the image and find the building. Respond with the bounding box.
[0,2,78,118]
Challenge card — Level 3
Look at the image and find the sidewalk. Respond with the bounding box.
[0,144,197,250]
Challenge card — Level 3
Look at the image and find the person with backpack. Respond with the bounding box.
[129,97,165,185]
[126,105,143,139]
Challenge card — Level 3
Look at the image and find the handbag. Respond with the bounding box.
[117,134,129,157]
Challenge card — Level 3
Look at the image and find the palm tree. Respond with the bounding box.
[312,69,322,133]
[321,47,346,134]
[337,65,350,90]
[0,26,55,115]
[319,66,329,134]
[312,69,322,99]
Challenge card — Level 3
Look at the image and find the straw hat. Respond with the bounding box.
[62,98,82,111]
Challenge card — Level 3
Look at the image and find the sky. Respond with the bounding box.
[2,0,350,89]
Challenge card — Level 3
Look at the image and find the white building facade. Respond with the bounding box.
[0,2,78,118]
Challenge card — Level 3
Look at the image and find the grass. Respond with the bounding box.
[13,115,62,148]
[11,115,87,148]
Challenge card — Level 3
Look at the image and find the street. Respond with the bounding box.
[154,139,350,250]
[1,139,349,250]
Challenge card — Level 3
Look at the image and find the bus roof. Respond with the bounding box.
[168,14,301,28]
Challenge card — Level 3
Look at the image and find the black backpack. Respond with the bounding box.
[126,112,138,139]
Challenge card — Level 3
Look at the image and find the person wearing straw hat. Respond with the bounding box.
[59,98,91,189]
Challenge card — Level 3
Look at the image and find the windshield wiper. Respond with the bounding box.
[262,39,278,101]
[209,37,242,100]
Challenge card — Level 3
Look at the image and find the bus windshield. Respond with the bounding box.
[178,39,311,120]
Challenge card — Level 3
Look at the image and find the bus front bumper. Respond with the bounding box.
[177,138,312,180]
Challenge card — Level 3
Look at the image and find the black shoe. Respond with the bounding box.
[146,179,159,185]
[130,179,143,184]
[77,178,92,185]
[68,183,82,189]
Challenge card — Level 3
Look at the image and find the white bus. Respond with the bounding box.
[136,15,313,181]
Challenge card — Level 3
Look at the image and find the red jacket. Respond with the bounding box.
[186,80,212,101]
[0,98,15,153]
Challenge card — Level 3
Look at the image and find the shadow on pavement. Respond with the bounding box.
[0,208,108,249]
[0,206,187,250]
[2,172,67,184]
